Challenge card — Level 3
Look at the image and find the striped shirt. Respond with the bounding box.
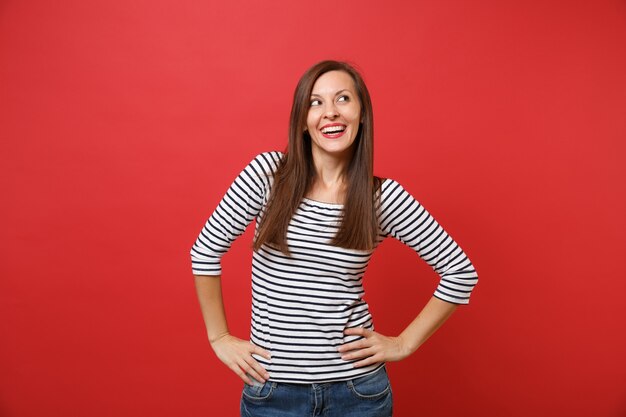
[190,151,478,383]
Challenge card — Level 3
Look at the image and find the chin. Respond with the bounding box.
[323,143,356,155]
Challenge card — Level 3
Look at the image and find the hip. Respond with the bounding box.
[240,364,393,417]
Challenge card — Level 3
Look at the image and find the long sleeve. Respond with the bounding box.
[378,179,479,304]
[190,151,282,276]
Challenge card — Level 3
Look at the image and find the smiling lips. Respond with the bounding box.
[320,123,347,139]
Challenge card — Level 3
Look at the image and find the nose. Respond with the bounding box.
[323,102,339,118]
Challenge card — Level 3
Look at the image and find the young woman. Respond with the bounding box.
[191,60,478,417]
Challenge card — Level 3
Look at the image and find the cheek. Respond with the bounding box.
[306,111,318,130]
[345,104,361,124]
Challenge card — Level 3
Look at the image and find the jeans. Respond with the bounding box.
[240,365,393,417]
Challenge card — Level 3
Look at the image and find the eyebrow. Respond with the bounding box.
[310,89,351,98]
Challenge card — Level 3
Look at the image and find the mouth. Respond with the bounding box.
[320,124,347,139]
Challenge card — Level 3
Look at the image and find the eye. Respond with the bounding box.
[337,95,350,102]
[310,98,321,106]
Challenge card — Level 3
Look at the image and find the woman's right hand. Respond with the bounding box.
[210,333,271,385]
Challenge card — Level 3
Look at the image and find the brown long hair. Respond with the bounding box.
[253,60,382,256]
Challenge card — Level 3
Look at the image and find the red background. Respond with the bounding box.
[1,1,625,416]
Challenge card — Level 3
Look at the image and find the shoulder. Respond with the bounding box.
[244,151,284,177]
[377,177,421,208]
[249,150,284,167]
[378,177,407,196]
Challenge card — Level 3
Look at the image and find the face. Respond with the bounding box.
[306,70,362,160]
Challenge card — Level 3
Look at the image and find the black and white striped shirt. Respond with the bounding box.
[190,151,478,383]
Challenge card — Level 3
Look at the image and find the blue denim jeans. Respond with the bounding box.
[240,365,393,417]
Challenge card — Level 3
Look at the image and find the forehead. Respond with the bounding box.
[311,70,356,95]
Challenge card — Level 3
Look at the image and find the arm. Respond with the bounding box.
[194,274,270,385]
[339,179,478,366]
[338,296,457,366]
[190,152,282,383]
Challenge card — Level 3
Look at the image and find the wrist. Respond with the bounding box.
[397,333,418,357]
[209,331,230,345]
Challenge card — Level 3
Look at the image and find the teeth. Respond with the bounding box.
[322,126,346,134]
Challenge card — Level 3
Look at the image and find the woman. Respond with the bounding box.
[190,60,478,417]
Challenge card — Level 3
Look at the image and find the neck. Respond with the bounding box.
[310,147,354,186]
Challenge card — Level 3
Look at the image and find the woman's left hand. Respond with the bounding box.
[337,327,411,368]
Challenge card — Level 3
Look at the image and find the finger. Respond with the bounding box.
[248,370,268,384]
[243,356,270,381]
[253,345,272,361]
[232,364,254,385]
[353,353,380,368]
[338,338,368,353]
[239,360,267,384]
[341,346,376,361]
[343,327,373,337]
